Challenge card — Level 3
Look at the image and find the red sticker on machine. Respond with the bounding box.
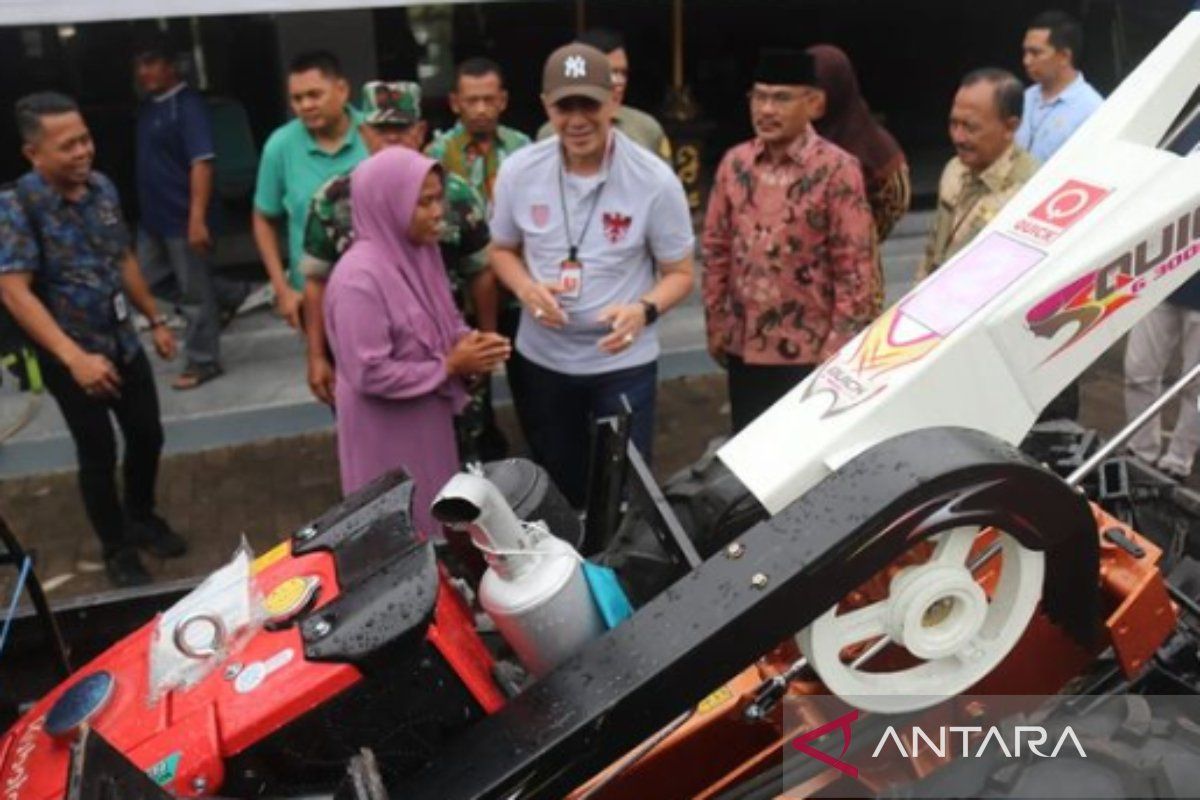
[1012,180,1110,244]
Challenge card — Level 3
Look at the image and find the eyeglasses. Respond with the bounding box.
[747,89,803,107]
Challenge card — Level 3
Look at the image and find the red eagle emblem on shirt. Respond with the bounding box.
[602,212,633,243]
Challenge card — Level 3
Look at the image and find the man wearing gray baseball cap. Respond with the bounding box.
[487,42,696,507]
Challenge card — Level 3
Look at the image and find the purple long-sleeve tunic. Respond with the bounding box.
[324,148,469,540]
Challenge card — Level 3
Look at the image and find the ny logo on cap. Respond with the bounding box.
[564,55,587,78]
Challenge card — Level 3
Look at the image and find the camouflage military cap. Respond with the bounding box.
[361,80,421,126]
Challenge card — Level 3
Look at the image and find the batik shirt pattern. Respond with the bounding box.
[426,123,530,205]
[702,128,877,365]
[0,171,141,363]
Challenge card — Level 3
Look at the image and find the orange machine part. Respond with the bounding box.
[1091,505,1178,676]
[567,502,1180,799]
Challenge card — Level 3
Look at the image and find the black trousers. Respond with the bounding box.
[40,349,164,555]
[727,355,814,434]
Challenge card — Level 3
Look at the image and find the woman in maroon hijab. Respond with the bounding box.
[324,147,509,540]
[808,45,910,312]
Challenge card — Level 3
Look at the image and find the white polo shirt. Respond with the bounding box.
[490,129,694,375]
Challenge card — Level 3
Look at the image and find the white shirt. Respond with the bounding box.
[490,129,694,375]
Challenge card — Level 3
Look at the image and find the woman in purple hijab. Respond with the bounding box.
[324,147,510,540]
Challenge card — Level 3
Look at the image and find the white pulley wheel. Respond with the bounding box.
[795,527,1044,713]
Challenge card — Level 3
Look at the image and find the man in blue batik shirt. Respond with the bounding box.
[0,92,187,588]
[1016,10,1104,165]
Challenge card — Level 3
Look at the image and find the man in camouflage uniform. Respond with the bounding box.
[299,81,504,462]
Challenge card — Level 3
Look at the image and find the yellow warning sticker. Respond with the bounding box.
[262,576,320,621]
[697,685,734,715]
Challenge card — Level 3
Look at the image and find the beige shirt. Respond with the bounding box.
[917,145,1038,278]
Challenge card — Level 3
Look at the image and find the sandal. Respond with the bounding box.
[172,362,224,391]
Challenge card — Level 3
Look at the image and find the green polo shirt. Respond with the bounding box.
[253,108,367,289]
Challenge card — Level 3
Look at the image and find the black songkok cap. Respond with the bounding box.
[753,48,817,86]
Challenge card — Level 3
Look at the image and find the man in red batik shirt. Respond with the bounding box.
[703,48,877,433]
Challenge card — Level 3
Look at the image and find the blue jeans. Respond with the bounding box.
[514,354,657,508]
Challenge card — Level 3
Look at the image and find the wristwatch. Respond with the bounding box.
[149,314,169,329]
[640,299,659,325]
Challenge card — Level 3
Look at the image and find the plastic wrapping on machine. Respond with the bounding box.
[147,542,264,701]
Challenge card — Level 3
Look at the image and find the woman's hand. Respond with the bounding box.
[447,331,511,376]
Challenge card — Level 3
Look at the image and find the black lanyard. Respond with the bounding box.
[557,164,606,263]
